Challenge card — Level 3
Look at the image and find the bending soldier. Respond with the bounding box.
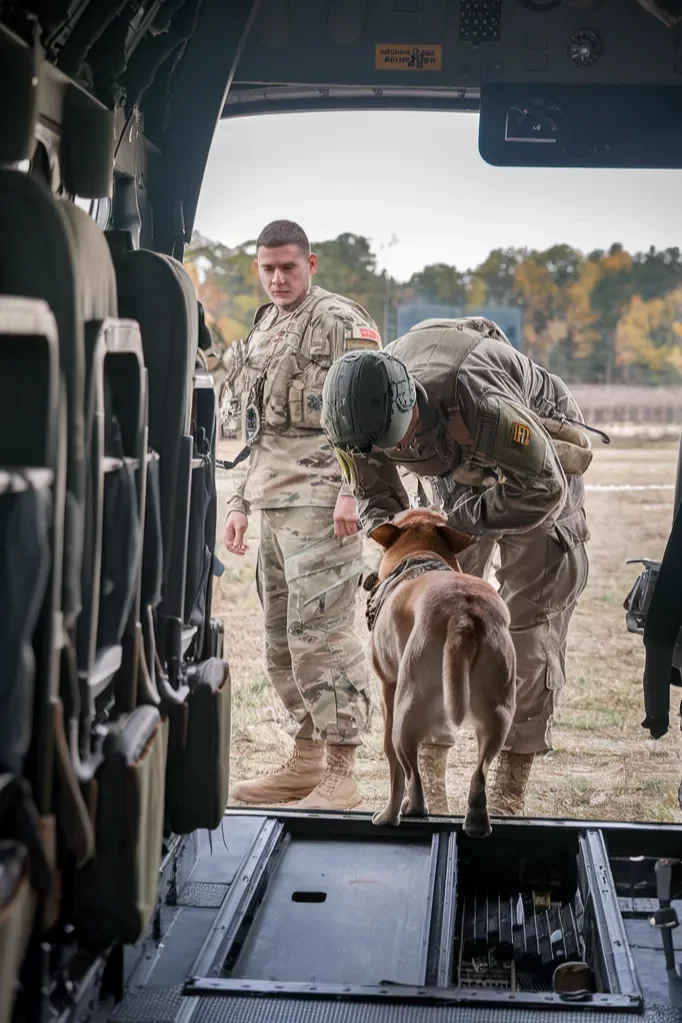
[223,220,382,811]
[321,317,592,817]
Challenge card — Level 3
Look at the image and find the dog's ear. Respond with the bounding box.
[369,522,400,549]
[438,525,476,554]
[361,572,379,592]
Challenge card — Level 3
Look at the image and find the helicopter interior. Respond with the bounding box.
[1,1,682,1021]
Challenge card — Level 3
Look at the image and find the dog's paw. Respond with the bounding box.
[401,798,427,818]
[372,808,400,827]
[464,809,492,839]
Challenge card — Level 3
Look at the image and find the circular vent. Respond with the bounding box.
[567,29,603,66]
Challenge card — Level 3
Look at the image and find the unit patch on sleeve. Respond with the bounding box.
[511,421,531,447]
[344,325,382,351]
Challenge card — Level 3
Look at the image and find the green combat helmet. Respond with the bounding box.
[322,350,416,485]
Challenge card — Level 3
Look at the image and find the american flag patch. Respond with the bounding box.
[355,326,382,342]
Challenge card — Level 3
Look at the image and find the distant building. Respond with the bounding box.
[395,303,524,351]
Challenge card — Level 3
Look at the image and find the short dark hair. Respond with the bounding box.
[257,220,310,254]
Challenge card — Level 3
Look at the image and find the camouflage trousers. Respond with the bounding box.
[256,506,370,745]
[427,508,589,754]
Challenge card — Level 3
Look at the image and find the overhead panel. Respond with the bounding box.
[224,0,682,119]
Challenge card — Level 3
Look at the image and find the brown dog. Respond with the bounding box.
[367,508,516,837]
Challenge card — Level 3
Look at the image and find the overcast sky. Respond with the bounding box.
[195,110,682,282]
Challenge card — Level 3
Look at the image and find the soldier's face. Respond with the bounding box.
[255,244,318,310]
[396,405,421,450]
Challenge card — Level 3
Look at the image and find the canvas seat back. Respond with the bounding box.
[0,297,59,1023]
[107,234,231,836]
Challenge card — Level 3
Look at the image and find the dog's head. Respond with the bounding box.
[365,507,475,587]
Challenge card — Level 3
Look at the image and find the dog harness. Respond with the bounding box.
[365,554,452,632]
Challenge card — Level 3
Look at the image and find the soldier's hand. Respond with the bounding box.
[225,511,249,556]
[334,494,360,538]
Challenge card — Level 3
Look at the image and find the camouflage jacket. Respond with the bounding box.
[225,286,381,515]
[349,317,590,543]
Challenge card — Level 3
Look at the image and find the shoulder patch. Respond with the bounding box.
[355,326,382,343]
[344,323,382,351]
[511,421,531,447]
[474,397,546,479]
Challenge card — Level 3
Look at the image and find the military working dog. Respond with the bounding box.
[367,508,516,837]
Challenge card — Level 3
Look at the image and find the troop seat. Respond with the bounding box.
[107,241,198,677]
[0,298,58,783]
[52,203,169,946]
[77,318,147,743]
[185,355,220,656]
[107,235,231,835]
[0,169,169,952]
[0,170,86,631]
[0,298,60,1023]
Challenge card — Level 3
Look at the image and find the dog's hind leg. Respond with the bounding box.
[394,698,427,818]
[464,710,509,839]
[372,681,405,827]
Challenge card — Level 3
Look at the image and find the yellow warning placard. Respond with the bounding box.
[375,44,442,71]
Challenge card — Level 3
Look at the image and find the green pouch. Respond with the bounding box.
[73,706,168,945]
[165,658,232,835]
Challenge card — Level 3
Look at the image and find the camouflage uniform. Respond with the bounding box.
[345,317,590,757]
[226,286,381,745]
[258,506,368,744]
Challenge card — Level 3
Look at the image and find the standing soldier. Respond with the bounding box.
[223,220,382,811]
[321,317,592,818]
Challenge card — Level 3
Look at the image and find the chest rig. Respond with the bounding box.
[240,289,379,445]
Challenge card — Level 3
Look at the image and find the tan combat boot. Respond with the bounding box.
[293,744,363,811]
[487,751,535,817]
[231,739,325,805]
[418,743,450,815]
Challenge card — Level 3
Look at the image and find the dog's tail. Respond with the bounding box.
[442,619,479,729]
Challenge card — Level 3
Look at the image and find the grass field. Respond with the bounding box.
[214,438,682,823]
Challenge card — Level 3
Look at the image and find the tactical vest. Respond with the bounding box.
[238,287,381,441]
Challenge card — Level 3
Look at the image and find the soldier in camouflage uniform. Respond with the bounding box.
[322,317,592,818]
[223,220,382,811]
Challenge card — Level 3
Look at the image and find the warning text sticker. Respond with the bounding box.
[375,44,442,71]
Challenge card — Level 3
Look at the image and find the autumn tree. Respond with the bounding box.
[561,259,603,381]
[472,247,525,305]
[616,286,682,383]
[585,244,636,383]
[185,234,260,346]
[313,233,389,328]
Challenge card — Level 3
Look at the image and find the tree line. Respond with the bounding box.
[185,231,682,385]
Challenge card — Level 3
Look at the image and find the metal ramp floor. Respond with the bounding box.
[97,811,682,1023]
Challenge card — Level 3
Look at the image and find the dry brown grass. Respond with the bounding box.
[214,439,682,823]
